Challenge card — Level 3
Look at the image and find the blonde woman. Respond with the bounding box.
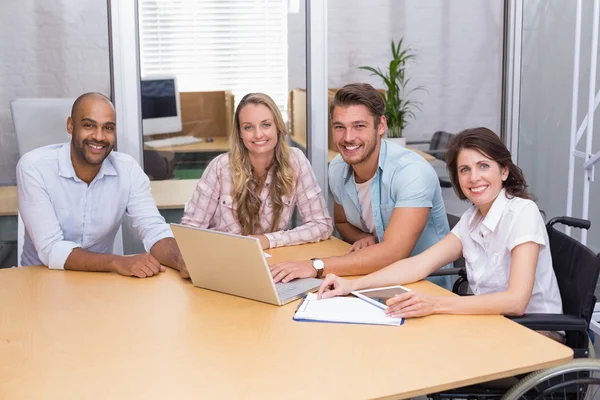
[181,93,333,251]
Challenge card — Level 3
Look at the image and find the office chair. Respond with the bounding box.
[429,216,600,399]
[10,98,75,156]
[408,131,455,161]
[408,131,455,188]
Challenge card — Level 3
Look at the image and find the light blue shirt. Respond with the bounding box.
[16,143,173,269]
[329,140,451,288]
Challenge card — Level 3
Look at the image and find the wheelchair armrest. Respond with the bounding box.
[508,313,588,333]
[428,267,464,277]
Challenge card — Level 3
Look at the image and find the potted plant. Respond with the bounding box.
[359,38,423,146]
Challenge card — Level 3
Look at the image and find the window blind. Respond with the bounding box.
[138,0,289,113]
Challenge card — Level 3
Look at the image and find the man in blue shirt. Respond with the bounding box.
[17,92,189,278]
[271,83,450,287]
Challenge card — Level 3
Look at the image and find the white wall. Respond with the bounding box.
[0,0,111,184]
[288,0,504,142]
[518,0,600,253]
[1,0,503,184]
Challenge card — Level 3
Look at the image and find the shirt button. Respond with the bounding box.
[222,200,226,205]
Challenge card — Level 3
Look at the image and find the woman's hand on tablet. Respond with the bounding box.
[317,274,356,299]
[384,291,438,318]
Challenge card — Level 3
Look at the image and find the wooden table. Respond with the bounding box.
[0,186,17,217]
[0,239,572,399]
[144,136,230,153]
[0,180,198,217]
[149,179,197,210]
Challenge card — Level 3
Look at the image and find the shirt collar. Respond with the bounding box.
[96,154,118,179]
[58,143,76,179]
[58,142,118,181]
[468,188,509,232]
[343,139,387,183]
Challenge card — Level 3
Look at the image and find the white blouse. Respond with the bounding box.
[451,189,562,314]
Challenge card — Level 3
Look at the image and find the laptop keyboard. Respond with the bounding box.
[275,282,299,297]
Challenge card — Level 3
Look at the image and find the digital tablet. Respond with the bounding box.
[351,285,410,310]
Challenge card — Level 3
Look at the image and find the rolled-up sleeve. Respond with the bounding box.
[16,162,81,269]
[126,162,174,252]
[264,151,333,248]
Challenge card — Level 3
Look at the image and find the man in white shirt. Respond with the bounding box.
[17,92,189,278]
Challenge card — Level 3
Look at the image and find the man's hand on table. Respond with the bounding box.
[346,234,378,254]
[112,253,166,278]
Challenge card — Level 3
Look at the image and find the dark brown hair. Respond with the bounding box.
[329,83,385,127]
[446,127,534,201]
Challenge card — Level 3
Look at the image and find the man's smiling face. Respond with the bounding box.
[331,104,385,166]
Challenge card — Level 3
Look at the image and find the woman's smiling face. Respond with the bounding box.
[456,148,508,216]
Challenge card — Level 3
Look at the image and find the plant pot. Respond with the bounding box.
[385,126,405,147]
[384,137,406,147]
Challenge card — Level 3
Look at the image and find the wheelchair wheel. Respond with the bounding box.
[501,359,600,400]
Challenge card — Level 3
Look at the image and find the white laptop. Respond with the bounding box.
[171,224,322,305]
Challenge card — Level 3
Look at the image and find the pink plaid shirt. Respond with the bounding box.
[181,148,333,248]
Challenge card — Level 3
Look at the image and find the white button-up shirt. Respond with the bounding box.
[451,189,562,314]
[16,143,173,269]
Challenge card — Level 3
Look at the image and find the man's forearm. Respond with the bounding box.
[335,222,372,244]
[323,240,414,276]
[150,237,185,271]
[64,248,119,272]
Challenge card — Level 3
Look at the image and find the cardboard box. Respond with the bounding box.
[289,88,338,152]
[288,88,307,145]
[145,90,234,141]
[180,91,234,138]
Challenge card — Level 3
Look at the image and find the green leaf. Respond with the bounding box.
[358,37,424,131]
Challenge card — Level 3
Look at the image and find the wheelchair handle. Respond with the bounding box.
[547,216,591,230]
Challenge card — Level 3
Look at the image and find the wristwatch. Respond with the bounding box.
[311,258,325,279]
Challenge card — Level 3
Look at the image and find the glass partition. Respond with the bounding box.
[0,0,111,267]
[137,0,306,182]
[515,0,600,298]
[326,0,504,216]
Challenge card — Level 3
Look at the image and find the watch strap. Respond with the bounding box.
[311,258,324,279]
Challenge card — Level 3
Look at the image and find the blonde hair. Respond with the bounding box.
[229,93,294,235]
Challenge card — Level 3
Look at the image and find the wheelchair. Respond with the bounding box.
[428,216,600,400]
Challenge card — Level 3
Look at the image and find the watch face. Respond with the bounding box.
[313,259,324,269]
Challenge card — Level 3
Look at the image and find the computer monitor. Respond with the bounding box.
[140,74,182,136]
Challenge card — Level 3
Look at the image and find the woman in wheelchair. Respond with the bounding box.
[318,127,565,340]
